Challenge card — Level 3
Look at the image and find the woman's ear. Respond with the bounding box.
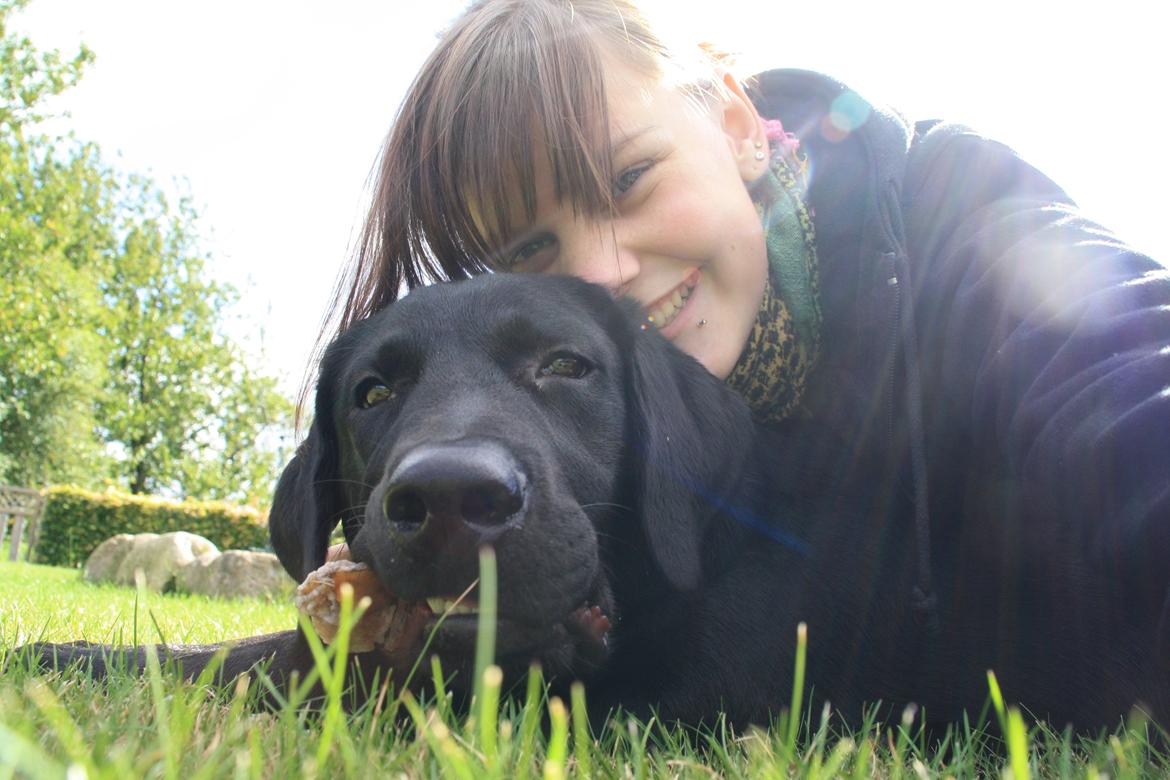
[716,69,768,182]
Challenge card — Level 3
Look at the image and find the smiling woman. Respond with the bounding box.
[490,64,772,380]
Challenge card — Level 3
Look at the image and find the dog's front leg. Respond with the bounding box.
[16,630,311,694]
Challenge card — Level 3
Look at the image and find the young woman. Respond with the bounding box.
[324,0,1170,659]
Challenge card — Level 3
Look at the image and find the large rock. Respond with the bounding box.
[83,532,219,591]
[175,549,293,600]
[83,533,137,584]
[82,532,292,600]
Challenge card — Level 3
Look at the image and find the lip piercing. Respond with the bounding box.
[698,319,708,328]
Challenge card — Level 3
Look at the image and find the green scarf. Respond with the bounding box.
[724,138,822,424]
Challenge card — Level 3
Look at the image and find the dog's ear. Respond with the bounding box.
[269,375,344,582]
[623,314,755,591]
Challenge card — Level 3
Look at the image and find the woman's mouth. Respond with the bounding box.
[645,271,700,331]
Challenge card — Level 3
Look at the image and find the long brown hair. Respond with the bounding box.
[303,1,729,418]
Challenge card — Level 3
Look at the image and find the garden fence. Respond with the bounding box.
[0,485,46,563]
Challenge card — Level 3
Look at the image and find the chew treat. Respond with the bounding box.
[296,545,434,658]
[295,557,397,652]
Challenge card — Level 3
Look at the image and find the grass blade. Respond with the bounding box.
[785,621,808,757]
[0,720,65,778]
[570,681,592,778]
[987,669,1007,733]
[480,664,503,771]
[516,664,545,780]
[544,696,568,780]
[473,545,498,709]
[1006,707,1031,780]
[315,582,370,767]
[23,681,94,777]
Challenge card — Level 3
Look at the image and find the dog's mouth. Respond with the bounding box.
[297,563,617,678]
[421,596,611,649]
[389,594,613,660]
[299,553,612,682]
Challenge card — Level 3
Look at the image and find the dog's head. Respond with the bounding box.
[269,273,755,685]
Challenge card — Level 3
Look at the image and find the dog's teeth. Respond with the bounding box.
[426,597,477,616]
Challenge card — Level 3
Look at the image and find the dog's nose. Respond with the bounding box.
[382,441,526,542]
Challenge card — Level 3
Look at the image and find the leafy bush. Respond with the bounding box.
[35,486,269,567]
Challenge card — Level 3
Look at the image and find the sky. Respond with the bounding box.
[11,0,1169,399]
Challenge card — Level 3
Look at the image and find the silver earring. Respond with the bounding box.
[754,150,766,161]
[698,319,708,328]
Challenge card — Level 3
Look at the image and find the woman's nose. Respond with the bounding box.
[556,222,640,296]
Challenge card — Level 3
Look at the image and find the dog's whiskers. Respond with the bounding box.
[580,502,634,513]
[314,478,377,491]
[591,529,640,551]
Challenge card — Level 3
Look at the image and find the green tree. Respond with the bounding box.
[98,177,293,503]
[0,0,108,486]
[1,1,292,502]
[0,0,92,128]
[172,361,293,505]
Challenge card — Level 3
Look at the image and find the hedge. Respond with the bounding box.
[36,486,270,568]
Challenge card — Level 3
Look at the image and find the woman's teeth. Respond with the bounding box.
[646,281,694,330]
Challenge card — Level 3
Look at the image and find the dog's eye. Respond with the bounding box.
[355,378,396,409]
[539,353,591,379]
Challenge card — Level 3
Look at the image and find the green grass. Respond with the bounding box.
[1,554,1167,779]
[0,558,295,647]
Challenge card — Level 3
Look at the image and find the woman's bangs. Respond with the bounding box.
[441,8,617,267]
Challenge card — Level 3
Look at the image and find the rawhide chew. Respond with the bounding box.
[294,559,396,652]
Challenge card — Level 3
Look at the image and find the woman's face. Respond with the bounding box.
[496,64,769,379]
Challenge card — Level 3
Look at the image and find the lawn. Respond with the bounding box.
[0,558,295,646]
[0,556,1166,778]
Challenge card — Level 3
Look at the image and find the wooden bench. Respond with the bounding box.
[0,485,46,563]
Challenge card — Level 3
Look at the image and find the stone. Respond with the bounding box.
[107,532,219,591]
[81,532,291,600]
[175,549,293,600]
[82,533,137,584]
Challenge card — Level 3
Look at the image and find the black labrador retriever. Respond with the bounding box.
[24,274,1170,730]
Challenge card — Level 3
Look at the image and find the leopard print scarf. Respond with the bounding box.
[724,122,822,424]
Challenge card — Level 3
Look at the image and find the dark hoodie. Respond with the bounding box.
[751,70,1170,650]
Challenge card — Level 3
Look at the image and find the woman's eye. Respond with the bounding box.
[612,162,651,198]
[356,379,395,409]
[539,353,592,380]
[507,235,556,271]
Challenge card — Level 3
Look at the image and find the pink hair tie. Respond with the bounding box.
[764,118,800,153]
